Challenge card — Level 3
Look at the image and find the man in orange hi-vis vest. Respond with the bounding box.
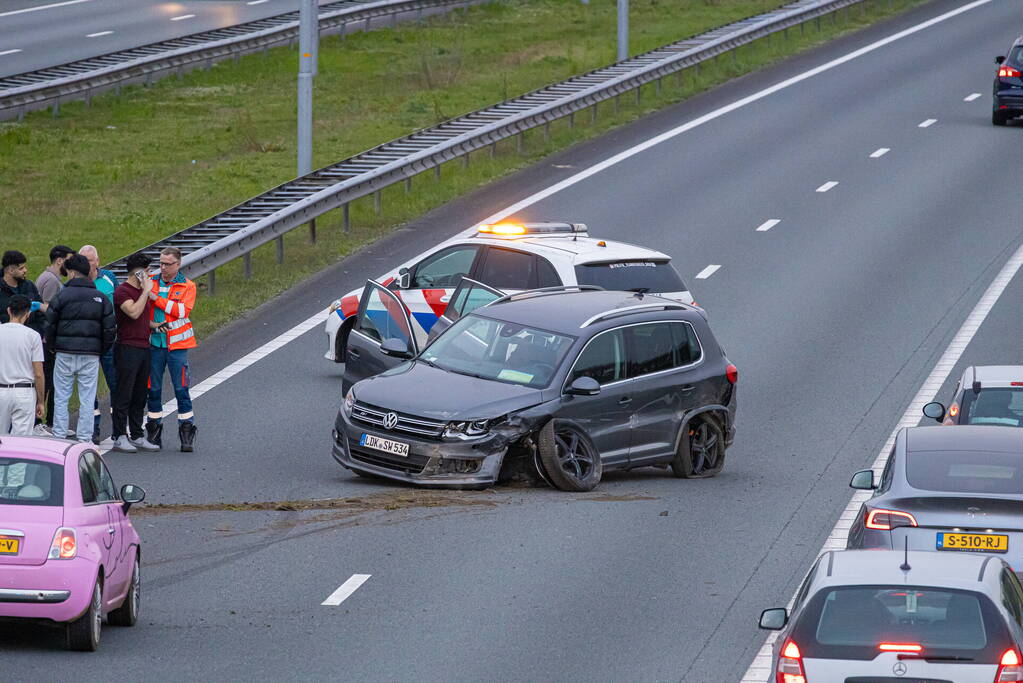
[144,247,198,452]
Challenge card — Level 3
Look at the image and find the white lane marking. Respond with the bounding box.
[86,30,113,37]
[247,0,269,4]
[869,147,889,158]
[321,574,371,606]
[815,181,838,193]
[741,239,1023,682]
[0,0,91,17]
[694,264,720,279]
[918,118,937,127]
[152,0,995,412]
[0,49,22,56]
[755,219,780,232]
[964,93,981,102]
[170,13,195,21]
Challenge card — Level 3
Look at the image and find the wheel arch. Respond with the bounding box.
[673,405,731,453]
[335,316,356,363]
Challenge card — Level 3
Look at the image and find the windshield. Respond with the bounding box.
[907,450,1023,494]
[574,261,686,293]
[0,458,63,506]
[420,315,574,388]
[961,388,1023,427]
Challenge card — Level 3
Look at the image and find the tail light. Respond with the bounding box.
[865,508,918,530]
[999,66,1022,78]
[726,364,738,384]
[879,643,923,653]
[48,527,76,560]
[776,640,806,683]
[997,648,1023,681]
[945,402,959,425]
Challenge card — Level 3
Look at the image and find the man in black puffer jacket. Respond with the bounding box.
[44,254,115,443]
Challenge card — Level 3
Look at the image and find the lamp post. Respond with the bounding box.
[297,0,318,177]
[617,0,628,62]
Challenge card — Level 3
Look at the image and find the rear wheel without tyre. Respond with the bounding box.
[108,557,140,627]
[66,579,102,651]
[537,420,602,492]
[993,110,1009,126]
[671,417,725,479]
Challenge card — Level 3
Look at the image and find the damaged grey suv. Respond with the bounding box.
[331,288,737,491]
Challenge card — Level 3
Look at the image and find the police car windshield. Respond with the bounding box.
[574,261,685,293]
[420,315,574,388]
[0,459,63,506]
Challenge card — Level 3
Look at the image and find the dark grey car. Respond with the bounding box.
[331,289,737,490]
[847,426,1023,570]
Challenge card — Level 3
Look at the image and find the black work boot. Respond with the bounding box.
[145,420,163,450]
[179,422,197,453]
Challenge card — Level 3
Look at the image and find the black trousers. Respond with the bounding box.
[112,344,150,440]
[43,345,55,427]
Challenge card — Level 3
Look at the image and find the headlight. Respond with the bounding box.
[343,389,355,415]
[328,299,343,313]
[443,419,490,438]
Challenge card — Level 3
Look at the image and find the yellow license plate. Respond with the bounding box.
[0,537,20,555]
[937,532,1008,553]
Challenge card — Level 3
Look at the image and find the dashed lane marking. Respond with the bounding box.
[815,181,838,193]
[755,219,780,232]
[964,93,981,102]
[322,574,371,606]
[694,265,721,280]
[170,14,195,21]
[0,49,23,56]
[919,118,937,127]
[86,30,113,37]
[0,0,91,17]
[870,147,889,158]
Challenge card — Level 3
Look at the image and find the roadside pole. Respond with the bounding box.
[297,0,318,245]
[617,0,628,61]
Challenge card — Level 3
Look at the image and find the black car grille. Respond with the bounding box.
[348,440,429,475]
[351,401,446,439]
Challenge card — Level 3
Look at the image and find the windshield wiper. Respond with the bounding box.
[417,357,438,368]
[446,367,488,380]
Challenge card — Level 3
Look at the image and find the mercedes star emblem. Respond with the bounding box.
[383,412,399,430]
[892,661,907,676]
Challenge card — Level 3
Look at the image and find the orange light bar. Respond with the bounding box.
[478,223,526,235]
[879,643,923,653]
[949,403,959,417]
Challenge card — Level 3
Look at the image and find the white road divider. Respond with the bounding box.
[322,574,371,606]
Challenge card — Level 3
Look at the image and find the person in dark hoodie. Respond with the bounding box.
[44,253,115,443]
[0,250,46,336]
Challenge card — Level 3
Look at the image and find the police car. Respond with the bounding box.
[323,222,696,363]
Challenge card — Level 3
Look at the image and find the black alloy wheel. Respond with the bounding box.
[671,417,725,479]
[538,420,602,492]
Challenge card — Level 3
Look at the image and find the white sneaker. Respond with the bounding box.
[112,436,138,453]
[33,424,54,436]
[130,437,160,452]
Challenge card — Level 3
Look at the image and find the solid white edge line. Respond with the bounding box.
[740,239,1023,682]
[815,181,838,193]
[0,0,91,18]
[755,219,780,232]
[0,49,23,56]
[86,30,113,37]
[869,147,890,158]
[146,0,995,418]
[321,574,371,606]
[919,118,937,127]
[170,13,195,21]
[694,264,721,280]
[964,93,982,101]
[247,0,269,4]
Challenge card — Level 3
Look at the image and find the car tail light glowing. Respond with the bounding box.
[726,364,738,384]
[1012,382,1023,387]
[999,66,1022,78]
[48,527,76,560]
[865,508,918,530]
[776,640,806,683]
[997,648,1023,681]
[879,642,923,653]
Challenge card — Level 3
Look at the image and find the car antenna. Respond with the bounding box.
[900,537,911,572]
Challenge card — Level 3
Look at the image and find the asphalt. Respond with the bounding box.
[5,0,1023,680]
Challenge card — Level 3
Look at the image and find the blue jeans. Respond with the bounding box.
[53,353,100,441]
[147,347,193,424]
[93,347,116,436]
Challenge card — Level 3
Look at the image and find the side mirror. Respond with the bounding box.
[397,267,411,289]
[996,55,1006,64]
[565,376,600,396]
[380,337,413,359]
[120,484,145,513]
[922,402,945,422]
[759,608,788,630]
[849,469,876,490]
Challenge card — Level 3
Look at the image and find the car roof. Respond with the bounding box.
[968,365,1023,387]
[905,425,1023,453]
[817,550,999,591]
[468,234,672,266]
[0,436,78,465]
[474,289,696,333]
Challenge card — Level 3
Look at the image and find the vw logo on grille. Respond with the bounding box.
[892,661,907,676]
[383,412,399,430]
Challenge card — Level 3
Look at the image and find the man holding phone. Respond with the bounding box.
[111,253,159,453]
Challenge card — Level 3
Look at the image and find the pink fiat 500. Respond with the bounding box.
[0,436,145,651]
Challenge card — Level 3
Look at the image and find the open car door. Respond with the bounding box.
[342,280,420,390]
[426,277,506,343]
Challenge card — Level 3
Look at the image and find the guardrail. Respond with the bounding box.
[99,0,873,285]
[0,0,478,120]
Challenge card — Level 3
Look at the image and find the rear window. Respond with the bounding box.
[574,261,686,293]
[0,458,63,506]
[960,388,1023,427]
[793,585,1006,660]
[907,450,1023,494]
[1011,46,1023,66]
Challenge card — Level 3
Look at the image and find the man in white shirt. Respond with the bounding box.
[0,295,45,435]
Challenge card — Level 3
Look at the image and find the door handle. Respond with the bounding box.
[618,396,632,405]
[107,528,116,535]
[348,349,361,358]
[681,385,695,393]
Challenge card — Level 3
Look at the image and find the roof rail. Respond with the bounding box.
[580,302,688,328]
[490,285,604,305]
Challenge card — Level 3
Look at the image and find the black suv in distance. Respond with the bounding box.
[331,289,737,491]
[994,37,1023,125]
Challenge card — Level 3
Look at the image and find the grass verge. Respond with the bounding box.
[1,0,928,339]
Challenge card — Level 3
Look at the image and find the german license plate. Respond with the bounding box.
[937,532,1008,553]
[0,537,20,555]
[360,433,409,457]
